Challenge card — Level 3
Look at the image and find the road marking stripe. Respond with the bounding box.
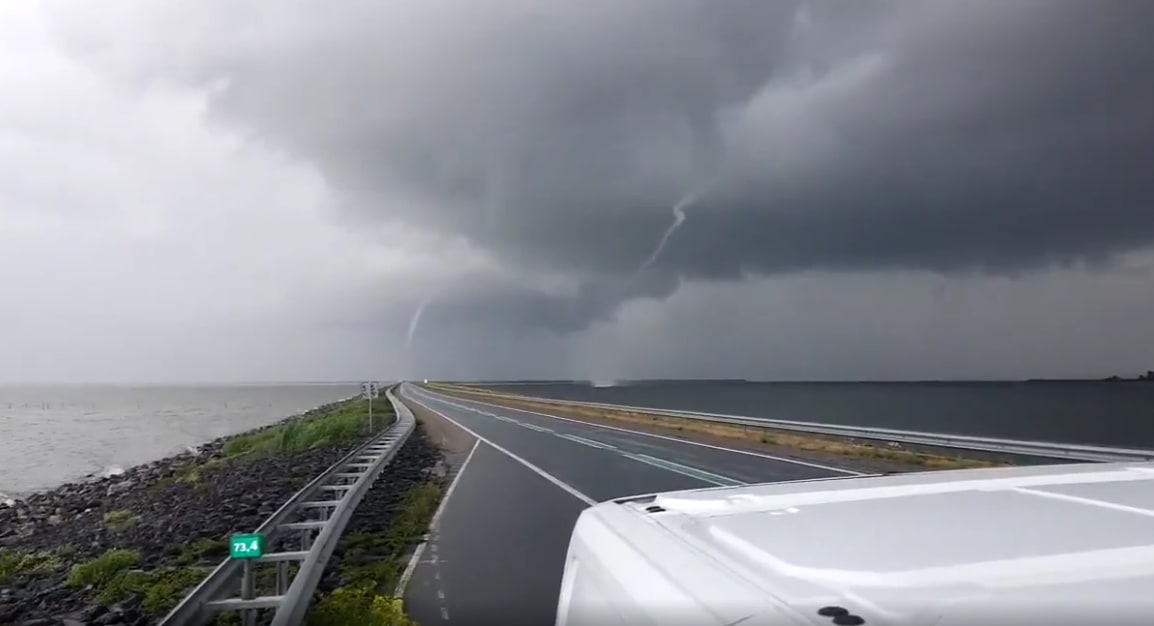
[521,422,553,433]
[416,389,748,487]
[394,439,481,597]
[424,390,862,476]
[558,433,616,450]
[622,452,746,487]
[405,393,598,506]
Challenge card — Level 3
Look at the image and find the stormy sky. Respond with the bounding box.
[2,0,1152,382]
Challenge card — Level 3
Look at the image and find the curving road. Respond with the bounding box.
[397,383,856,626]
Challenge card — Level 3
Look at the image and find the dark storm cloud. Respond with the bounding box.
[683,0,1154,278]
[331,270,680,341]
[417,272,680,335]
[65,0,1154,334]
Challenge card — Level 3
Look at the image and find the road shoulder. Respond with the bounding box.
[399,395,588,626]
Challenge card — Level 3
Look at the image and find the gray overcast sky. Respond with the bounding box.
[2,0,1152,383]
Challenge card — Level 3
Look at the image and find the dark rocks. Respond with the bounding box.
[0,605,22,624]
[2,399,400,625]
[83,605,108,621]
[105,482,135,498]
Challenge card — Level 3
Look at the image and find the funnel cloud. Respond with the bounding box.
[641,192,694,271]
[3,0,1152,381]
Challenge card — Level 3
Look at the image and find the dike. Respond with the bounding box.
[0,396,396,626]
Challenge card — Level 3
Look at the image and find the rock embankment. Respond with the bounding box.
[0,397,389,626]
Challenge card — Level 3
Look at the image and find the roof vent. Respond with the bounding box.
[644,505,666,514]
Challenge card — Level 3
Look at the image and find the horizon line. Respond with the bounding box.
[0,376,1143,386]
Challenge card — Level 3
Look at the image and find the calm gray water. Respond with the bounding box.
[482,381,1154,449]
[0,384,359,498]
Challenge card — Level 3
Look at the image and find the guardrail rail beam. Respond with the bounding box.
[159,386,417,626]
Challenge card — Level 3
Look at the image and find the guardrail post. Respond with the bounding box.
[241,560,255,626]
[277,561,288,595]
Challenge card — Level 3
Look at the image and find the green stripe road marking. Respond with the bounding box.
[622,452,746,487]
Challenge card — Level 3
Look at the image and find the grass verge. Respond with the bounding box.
[150,397,393,494]
[62,548,209,618]
[149,456,235,495]
[303,479,445,626]
[223,399,391,459]
[0,548,66,584]
[102,509,139,533]
[173,537,229,566]
[425,383,1009,470]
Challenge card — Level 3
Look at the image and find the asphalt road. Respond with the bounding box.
[398,384,854,626]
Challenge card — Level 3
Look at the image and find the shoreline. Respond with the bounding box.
[0,399,348,502]
[0,387,362,498]
[0,396,388,625]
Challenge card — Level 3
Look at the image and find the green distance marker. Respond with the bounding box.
[229,533,265,560]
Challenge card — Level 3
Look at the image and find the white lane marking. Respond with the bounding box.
[406,393,598,506]
[622,452,746,487]
[441,607,450,620]
[558,433,616,450]
[520,422,553,433]
[492,414,518,423]
[394,439,481,596]
[421,389,863,476]
[418,391,747,486]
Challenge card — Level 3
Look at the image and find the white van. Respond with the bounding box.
[556,461,1154,625]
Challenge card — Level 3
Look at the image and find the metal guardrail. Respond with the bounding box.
[416,383,1154,464]
[159,387,416,626]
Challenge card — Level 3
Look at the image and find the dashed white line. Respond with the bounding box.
[417,390,749,486]
[394,439,481,596]
[423,389,863,476]
[406,393,598,506]
[558,433,616,450]
[520,422,553,433]
[622,452,745,487]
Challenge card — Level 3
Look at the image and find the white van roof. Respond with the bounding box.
[556,462,1154,626]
